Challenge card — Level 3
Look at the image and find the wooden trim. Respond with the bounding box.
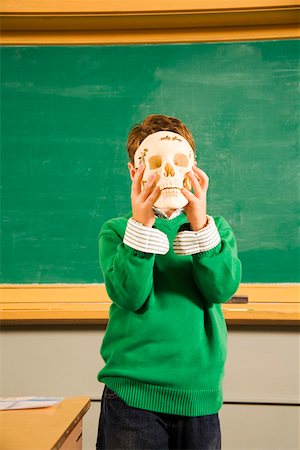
[0,284,299,326]
[1,1,298,14]
[1,26,299,46]
[2,8,299,29]
[1,1,299,44]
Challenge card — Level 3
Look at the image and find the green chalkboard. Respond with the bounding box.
[1,40,299,283]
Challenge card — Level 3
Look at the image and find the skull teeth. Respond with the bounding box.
[161,188,181,196]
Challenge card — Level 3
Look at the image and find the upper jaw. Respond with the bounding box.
[161,186,181,191]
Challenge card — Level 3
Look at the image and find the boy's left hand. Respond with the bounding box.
[181,165,209,231]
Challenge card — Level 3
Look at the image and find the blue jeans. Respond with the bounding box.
[96,386,221,450]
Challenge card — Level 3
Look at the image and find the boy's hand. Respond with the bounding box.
[131,164,161,228]
[181,165,209,231]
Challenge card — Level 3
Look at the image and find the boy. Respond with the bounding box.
[96,114,242,450]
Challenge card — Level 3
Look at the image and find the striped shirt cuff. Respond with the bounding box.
[173,215,221,255]
[123,218,169,255]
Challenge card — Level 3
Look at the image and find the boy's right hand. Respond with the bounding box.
[131,164,161,228]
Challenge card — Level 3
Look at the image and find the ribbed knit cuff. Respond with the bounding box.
[173,215,221,255]
[123,218,169,255]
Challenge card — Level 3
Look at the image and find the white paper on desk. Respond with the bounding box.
[0,397,64,410]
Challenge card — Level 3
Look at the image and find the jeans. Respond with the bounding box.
[96,386,221,450]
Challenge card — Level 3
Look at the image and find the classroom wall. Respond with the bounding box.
[1,325,299,450]
[1,4,299,450]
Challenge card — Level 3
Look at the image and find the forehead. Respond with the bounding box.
[142,131,188,149]
[135,131,192,161]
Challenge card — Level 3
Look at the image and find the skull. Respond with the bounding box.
[134,131,195,210]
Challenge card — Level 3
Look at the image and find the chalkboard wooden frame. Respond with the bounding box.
[1,3,299,324]
[0,284,299,326]
[0,1,299,45]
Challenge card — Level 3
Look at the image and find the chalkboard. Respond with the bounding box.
[1,40,299,283]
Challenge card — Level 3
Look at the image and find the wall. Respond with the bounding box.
[1,325,299,450]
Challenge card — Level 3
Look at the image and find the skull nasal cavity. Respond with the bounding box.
[164,162,175,177]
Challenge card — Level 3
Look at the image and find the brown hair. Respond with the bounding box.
[127,114,195,164]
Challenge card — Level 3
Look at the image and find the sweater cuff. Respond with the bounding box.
[173,215,221,255]
[123,218,169,255]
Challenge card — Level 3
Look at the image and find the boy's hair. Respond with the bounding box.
[127,114,195,164]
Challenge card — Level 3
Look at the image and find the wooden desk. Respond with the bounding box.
[0,396,90,450]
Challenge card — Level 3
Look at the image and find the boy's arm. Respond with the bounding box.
[179,166,241,304]
[190,217,242,304]
[99,164,163,312]
[173,216,241,304]
[99,221,157,312]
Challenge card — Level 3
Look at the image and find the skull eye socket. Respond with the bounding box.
[149,155,162,169]
[174,153,188,167]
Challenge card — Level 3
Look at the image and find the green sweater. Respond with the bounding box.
[97,212,242,416]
